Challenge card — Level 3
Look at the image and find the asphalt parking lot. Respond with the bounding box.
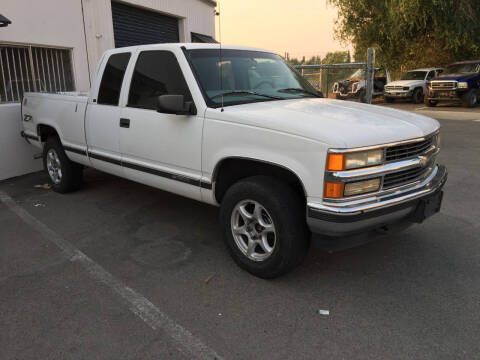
[1,105,480,359]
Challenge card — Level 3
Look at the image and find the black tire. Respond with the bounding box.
[412,88,424,104]
[462,89,478,108]
[425,99,438,107]
[359,89,367,103]
[43,136,83,193]
[385,96,395,103]
[219,176,309,279]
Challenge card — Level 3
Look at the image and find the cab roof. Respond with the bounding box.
[103,43,271,55]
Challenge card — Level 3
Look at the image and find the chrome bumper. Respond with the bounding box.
[307,165,447,236]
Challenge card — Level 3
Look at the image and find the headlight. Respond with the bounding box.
[403,87,410,91]
[327,149,384,171]
[434,133,441,148]
[324,178,381,198]
[344,178,381,196]
[458,82,468,89]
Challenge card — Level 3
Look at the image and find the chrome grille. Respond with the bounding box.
[386,137,434,162]
[385,85,405,90]
[431,81,457,90]
[383,166,431,189]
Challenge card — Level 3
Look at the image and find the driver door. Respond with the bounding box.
[119,49,203,201]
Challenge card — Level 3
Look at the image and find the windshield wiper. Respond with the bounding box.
[211,91,282,100]
[277,88,322,97]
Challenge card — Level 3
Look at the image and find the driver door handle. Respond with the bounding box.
[119,118,130,128]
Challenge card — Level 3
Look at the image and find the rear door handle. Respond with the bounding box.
[119,118,130,128]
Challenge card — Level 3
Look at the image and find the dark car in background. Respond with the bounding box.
[425,60,480,107]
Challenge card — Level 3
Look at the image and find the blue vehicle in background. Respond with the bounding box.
[425,60,480,107]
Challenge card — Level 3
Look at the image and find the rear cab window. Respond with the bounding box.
[97,52,131,105]
[127,50,192,111]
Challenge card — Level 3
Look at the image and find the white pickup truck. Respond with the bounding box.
[21,44,447,278]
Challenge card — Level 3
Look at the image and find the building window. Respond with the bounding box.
[0,44,75,103]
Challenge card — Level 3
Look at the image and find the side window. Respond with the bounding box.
[97,53,131,106]
[427,71,435,80]
[128,51,192,111]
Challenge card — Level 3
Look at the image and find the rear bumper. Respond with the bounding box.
[307,165,447,236]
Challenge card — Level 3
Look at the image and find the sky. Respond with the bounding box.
[214,0,351,60]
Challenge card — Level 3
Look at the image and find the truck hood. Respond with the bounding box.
[207,98,439,148]
[432,73,478,82]
[387,79,425,87]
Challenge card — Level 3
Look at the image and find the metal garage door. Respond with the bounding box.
[111,2,179,48]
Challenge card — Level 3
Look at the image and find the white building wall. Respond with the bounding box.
[0,0,216,181]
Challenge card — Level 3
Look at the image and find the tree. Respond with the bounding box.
[328,0,480,72]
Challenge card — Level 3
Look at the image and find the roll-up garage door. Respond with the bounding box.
[111,2,179,48]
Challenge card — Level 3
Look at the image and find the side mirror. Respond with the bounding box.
[156,95,196,115]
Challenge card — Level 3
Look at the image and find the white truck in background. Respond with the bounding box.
[384,68,444,103]
[21,43,447,278]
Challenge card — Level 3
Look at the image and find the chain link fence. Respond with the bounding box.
[294,48,376,103]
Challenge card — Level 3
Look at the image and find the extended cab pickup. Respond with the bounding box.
[21,44,447,278]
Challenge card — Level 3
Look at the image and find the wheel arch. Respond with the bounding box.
[37,123,60,142]
[211,156,307,204]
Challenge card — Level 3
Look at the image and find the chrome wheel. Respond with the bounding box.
[46,149,62,184]
[231,200,276,262]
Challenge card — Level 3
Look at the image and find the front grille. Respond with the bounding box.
[383,166,430,189]
[386,137,434,162]
[385,85,405,90]
[431,81,457,90]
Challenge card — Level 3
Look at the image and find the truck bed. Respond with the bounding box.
[22,91,89,152]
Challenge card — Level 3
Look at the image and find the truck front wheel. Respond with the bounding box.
[412,88,424,104]
[462,89,478,108]
[219,176,309,278]
[43,136,83,193]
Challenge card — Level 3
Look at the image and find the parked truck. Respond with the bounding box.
[21,44,447,278]
[384,68,443,104]
[426,60,480,107]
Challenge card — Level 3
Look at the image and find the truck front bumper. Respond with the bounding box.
[384,90,412,98]
[306,165,447,237]
[427,89,468,101]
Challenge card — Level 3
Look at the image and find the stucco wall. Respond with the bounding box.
[0,104,43,181]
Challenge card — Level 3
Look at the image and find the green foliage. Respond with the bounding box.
[328,0,480,72]
[289,51,349,66]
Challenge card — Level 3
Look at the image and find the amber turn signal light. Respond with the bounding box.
[327,153,345,171]
[324,182,344,198]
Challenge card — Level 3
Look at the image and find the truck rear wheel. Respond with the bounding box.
[425,99,438,107]
[43,136,83,193]
[219,176,309,278]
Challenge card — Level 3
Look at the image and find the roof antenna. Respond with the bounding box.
[215,4,224,112]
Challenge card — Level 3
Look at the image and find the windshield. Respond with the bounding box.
[401,71,427,80]
[445,63,480,74]
[187,49,320,107]
[350,69,365,79]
